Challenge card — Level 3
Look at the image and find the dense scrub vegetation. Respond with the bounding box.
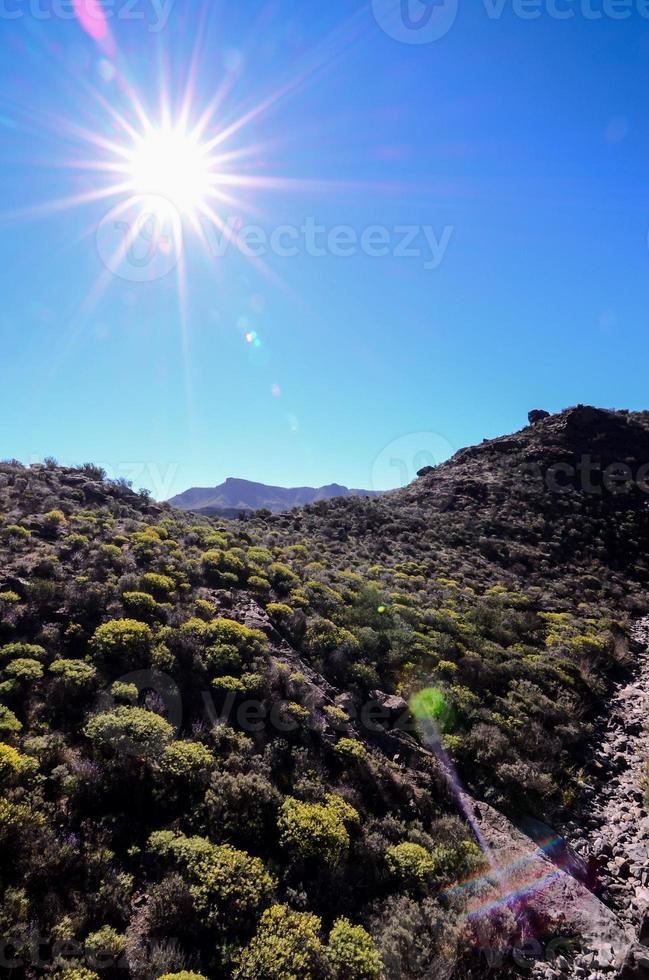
[1,407,649,978]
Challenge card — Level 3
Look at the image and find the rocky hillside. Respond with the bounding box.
[168,478,381,516]
[275,405,649,605]
[1,406,649,979]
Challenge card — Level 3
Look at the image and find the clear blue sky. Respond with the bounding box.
[2,0,649,498]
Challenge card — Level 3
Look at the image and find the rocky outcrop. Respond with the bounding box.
[459,620,649,979]
[547,619,649,978]
[467,799,633,976]
[621,944,649,979]
[566,626,649,935]
[529,409,551,424]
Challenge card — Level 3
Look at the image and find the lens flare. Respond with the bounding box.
[410,686,456,733]
[73,0,108,42]
[411,687,576,939]
[410,687,494,865]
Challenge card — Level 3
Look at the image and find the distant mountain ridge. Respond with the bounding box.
[168,476,381,515]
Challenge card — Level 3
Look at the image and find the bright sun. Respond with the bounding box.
[125,125,215,218]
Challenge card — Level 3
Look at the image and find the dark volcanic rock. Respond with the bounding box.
[529,409,551,424]
[621,944,649,979]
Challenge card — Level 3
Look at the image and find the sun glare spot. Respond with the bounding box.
[125,126,214,218]
[73,0,109,42]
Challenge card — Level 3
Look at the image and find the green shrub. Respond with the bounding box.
[248,547,273,565]
[202,643,241,675]
[51,969,100,980]
[0,591,20,603]
[235,904,330,980]
[278,795,359,864]
[0,643,47,662]
[0,706,21,736]
[42,510,67,534]
[194,598,217,620]
[0,743,37,780]
[190,844,275,929]
[84,925,126,966]
[334,738,368,763]
[289,588,310,609]
[4,659,44,682]
[204,771,281,846]
[410,688,456,735]
[266,603,294,623]
[60,532,89,552]
[288,672,307,693]
[327,917,383,979]
[0,798,40,841]
[181,618,267,659]
[49,660,97,685]
[201,549,246,585]
[161,740,213,779]
[284,702,310,725]
[148,829,214,864]
[141,572,175,600]
[305,581,344,615]
[429,840,487,881]
[348,662,380,690]
[324,705,349,729]
[111,681,139,703]
[304,619,359,658]
[158,974,208,980]
[122,591,159,618]
[84,707,173,761]
[269,563,299,594]
[212,676,246,694]
[22,734,58,762]
[91,619,153,668]
[385,843,435,884]
[149,831,275,930]
[240,672,266,696]
[100,543,123,565]
[3,524,31,541]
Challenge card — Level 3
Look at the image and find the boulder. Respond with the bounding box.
[639,909,649,946]
[82,481,110,504]
[470,801,633,969]
[369,690,410,721]
[335,692,355,716]
[240,603,275,635]
[0,576,28,596]
[528,409,551,425]
[621,944,649,979]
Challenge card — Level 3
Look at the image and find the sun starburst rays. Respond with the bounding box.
[0,0,395,290]
[72,93,305,269]
[0,0,396,353]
